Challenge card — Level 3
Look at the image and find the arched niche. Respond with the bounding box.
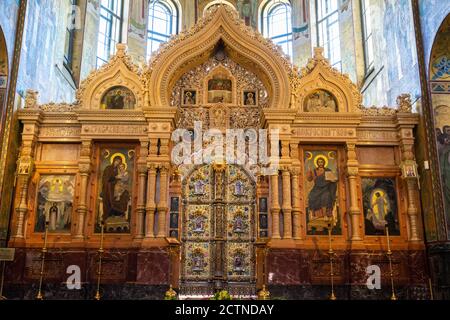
[204,65,236,105]
[146,5,292,109]
[303,89,338,113]
[100,86,137,110]
[428,13,450,224]
[76,44,144,110]
[292,48,362,113]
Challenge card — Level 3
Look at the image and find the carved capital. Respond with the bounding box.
[347,166,359,177]
[290,167,300,176]
[79,162,92,174]
[158,163,170,173]
[80,140,92,157]
[137,164,148,175]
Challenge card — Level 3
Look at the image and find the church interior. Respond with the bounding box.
[0,0,449,300]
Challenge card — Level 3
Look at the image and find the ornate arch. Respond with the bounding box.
[145,5,292,109]
[291,48,362,113]
[76,44,144,109]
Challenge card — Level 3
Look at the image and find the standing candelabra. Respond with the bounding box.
[385,225,397,300]
[36,221,49,300]
[327,220,336,300]
[94,221,105,300]
[258,246,270,300]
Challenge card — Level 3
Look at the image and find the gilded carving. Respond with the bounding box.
[82,125,147,135]
[39,127,81,138]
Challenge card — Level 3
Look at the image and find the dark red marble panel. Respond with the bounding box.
[136,248,170,285]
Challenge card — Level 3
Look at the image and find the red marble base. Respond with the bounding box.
[266,249,428,286]
[4,248,170,285]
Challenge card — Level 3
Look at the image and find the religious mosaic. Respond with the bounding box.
[226,165,254,202]
[171,56,269,108]
[185,205,211,240]
[362,177,400,236]
[304,150,341,235]
[227,205,251,239]
[226,242,252,280]
[34,175,75,233]
[304,90,338,112]
[187,165,212,202]
[184,242,211,280]
[96,146,135,233]
[100,86,136,110]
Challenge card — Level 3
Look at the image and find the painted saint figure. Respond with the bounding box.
[235,180,244,195]
[184,91,194,105]
[194,180,205,195]
[306,157,338,219]
[372,192,389,221]
[234,254,244,272]
[244,92,255,105]
[193,215,205,232]
[101,156,130,219]
[114,163,129,200]
[49,203,58,231]
[233,215,244,233]
[192,253,204,271]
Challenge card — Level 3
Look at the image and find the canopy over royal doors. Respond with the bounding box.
[10,5,423,296]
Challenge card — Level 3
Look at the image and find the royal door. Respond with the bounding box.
[180,163,256,297]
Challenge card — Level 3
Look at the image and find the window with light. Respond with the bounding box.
[97,0,124,68]
[262,0,293,60]
[361,0,374,73]
[147,0,179,59]
[316,0,341,70]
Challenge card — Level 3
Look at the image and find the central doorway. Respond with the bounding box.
[180,163,256,298]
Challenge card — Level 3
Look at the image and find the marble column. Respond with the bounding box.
[346,143,362,241]
[291,167,302,239]
[281,167,292,239]
[75,140,92,239]
[14,174,30,238]
[270,172,281,239]
[398,124,421,241]
[405,177,420,241]
[145,164,157,238]
[136,165,147,239]
[157,164,169,238]
[13,119,38,239]
[135,141,149,239]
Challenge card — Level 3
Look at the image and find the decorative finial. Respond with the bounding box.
[396,93,412,113]
[116,43,128,58]
[313,47,326,61]
[24,90,39,109]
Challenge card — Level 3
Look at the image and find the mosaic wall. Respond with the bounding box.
[362,0,421,107]
[17,0,75,103]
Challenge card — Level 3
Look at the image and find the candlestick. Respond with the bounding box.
[94,221,105,300]
[0,261,6,300]
[428,278,434,300]
[36,221,49,300]
[328,220,336,300]
[258,246,270,300]
[385,225,397,300]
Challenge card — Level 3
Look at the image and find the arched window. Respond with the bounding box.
[97,0,125,68]
[147,0,179,59]
[261,0,293,59]
[360,0,374,73]
[316,0,341,70]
